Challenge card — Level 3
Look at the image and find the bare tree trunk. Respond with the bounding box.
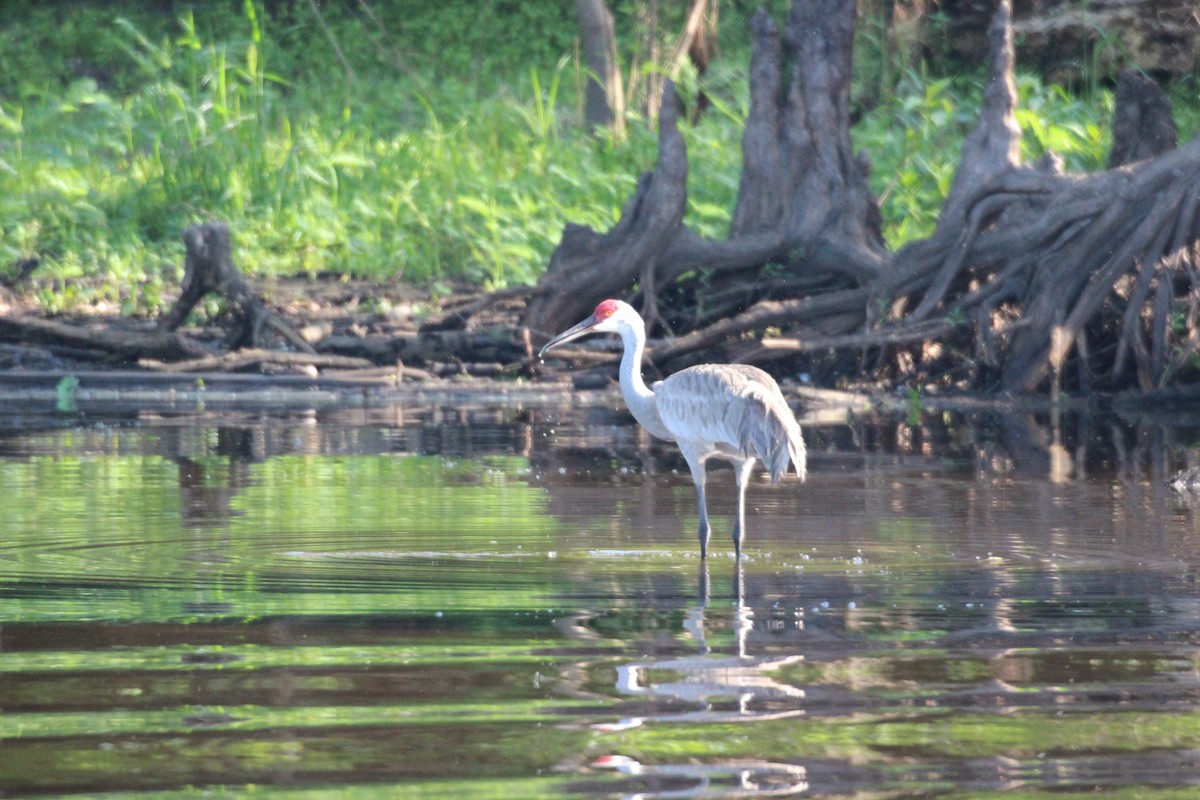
[1108,68,1178,168]
[160,222,315,355]
[527,0,1200,396]
[576,0,625,133]
[667,0,713,120]
[526,0,885,345]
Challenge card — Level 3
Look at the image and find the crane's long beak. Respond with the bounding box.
[538,314,599,358]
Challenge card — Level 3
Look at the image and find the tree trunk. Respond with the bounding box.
[526,0,1200,395]
[525,0,885,344]
[576,0,625,133]
[160,222,314,355]
[1108,68,1178,168]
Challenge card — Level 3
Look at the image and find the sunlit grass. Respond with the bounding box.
[857,69,1114,247]
[0,2,1134,310]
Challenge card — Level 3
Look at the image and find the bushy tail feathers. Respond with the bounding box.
[734,379,807,484]
[786,420,807,482]
[753,399,806,485]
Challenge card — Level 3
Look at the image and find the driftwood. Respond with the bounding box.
[522,0,1200,395]
[0,314,207,363]
[139,348,375,374]
[141,223,531,377]
[160,222,315,355]
[418,285,534,332]
[0,220,537,381]
[316,329,531,366]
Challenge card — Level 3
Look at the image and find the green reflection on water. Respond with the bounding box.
[0,721,590,795]
[603,709,1200,760]
[89,782,579,800]
[231,455,551,539]
[3,428,1200,796]
[0,698,607,738]
[0,641,590,673]
[0,453,564,622]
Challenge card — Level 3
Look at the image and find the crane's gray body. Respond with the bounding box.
[643,364,806,483]
[540,300,807,558]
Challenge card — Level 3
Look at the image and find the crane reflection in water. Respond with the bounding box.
[561,562,811,798]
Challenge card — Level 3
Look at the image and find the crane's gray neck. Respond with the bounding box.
[617,321,670,439]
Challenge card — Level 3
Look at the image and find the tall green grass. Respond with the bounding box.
[856,69,1114,246]
[0,2,1136,313]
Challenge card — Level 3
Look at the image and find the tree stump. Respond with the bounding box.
[524,0,886,349]
[159,222,314,354]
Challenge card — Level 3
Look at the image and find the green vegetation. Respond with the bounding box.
[0,1,1184,313]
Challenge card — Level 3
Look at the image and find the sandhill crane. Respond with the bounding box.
[539,299,806,559]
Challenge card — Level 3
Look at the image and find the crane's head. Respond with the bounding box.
[538,299,638,357]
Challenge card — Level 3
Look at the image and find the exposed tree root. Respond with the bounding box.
[161,222,316,355]
[522,0,1200,395]
[139,348,375,374]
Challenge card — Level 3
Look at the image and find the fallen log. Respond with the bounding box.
[316,329,531,366]
[0,314,208,363]
[317,364,434,382]
[139,348,375,374]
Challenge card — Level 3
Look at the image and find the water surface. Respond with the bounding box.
[2,396,1200,798]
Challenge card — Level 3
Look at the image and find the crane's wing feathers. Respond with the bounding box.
[654,364,806,483]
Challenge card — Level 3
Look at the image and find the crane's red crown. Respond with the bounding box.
[594,299,621,321]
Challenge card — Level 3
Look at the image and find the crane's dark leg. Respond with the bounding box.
[732,459,755,560]
[680,445,711,558]
[695,472,711,559]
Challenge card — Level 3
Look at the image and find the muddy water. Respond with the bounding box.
[1,395,1200,798]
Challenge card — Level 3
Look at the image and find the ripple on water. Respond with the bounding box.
[1,409,1200,796]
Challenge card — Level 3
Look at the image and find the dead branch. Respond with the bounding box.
[420,285,534,332]
[140,348,375,374]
